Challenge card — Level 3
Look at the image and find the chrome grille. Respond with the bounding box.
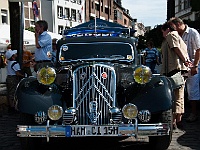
[73,64,116,125]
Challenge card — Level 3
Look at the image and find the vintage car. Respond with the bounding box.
[15,19,174,150]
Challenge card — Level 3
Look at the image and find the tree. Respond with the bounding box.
[145,25,164,48]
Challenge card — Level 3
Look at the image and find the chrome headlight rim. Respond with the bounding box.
[37,67,56,85]
[48,105,63,121]
[122,103,138,120]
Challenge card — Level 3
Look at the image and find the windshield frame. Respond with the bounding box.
[58,41,135,63]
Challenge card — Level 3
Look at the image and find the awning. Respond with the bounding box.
[64,18,130,36]
[0,24,35,45]
[0,25,63,52]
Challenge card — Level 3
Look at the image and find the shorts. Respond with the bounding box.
[186,71,200,100]
[173,85,185,114]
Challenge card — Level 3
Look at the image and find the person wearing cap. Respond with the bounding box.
[34,20,53,72]
[6,50,24,113]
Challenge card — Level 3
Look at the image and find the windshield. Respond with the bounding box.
[59,42,134,61]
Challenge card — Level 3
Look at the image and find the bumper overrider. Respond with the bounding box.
[17,120,170,142]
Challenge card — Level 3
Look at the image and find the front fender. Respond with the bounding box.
[126,75,174,113]
[15,77,63,115]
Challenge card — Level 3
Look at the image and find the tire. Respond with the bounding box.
[149,109,173,150]
[19,113,44,150]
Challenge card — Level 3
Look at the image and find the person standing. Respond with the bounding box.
[22,45,34,77]
[169,17,200,122]
[34,20,53,72]
[4,43,12,66]
[6,50,24,113]
[51,38,57,66]
[161,22,189,129]
[143,41,160,73]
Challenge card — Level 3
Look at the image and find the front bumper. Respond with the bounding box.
[17,120,170,142]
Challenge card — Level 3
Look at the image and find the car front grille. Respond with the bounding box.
[73,64,116,125]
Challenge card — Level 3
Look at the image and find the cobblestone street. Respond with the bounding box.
[0,82,200,150]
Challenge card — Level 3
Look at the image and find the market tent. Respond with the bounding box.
[0,24,35,51]
[0,25,63,52]
[64,18,131,36]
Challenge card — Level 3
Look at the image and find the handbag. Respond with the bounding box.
[168,71,184,89]
[165,41,185,89]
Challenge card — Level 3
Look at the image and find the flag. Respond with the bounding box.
[32,1,39,20]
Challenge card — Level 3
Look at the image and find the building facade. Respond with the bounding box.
[0,0,10,25]
[174,0,199,21]
[1,0,146,37]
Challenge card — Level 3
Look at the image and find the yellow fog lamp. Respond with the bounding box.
[48,105,63,120]
[37,67,56,85]
[133,65,152,84]
[122,103,138,120]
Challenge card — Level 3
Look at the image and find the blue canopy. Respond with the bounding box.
[64,18,135,37]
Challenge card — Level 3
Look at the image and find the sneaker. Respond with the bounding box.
[186,113,198,122]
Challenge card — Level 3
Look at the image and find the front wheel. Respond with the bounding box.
[149,109,173,150]
[19,113,45,150]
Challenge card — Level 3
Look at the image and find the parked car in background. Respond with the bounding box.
[15,19,174,150]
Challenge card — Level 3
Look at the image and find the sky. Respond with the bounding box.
[122,0,167,28]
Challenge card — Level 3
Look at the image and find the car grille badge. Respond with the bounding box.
[86,101,100,124]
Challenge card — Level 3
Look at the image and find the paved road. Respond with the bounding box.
[0,100,200,150]
[0,80,200,150]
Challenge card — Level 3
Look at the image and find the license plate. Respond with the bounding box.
[65,125,119,137]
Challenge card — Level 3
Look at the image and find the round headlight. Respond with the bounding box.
[37,67,56,85]
[133,65,152,84]
[48,105,63,120]
[122,103,138,119]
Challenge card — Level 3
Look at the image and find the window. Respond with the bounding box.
[178,0,182,11]
[1,9,8,24]
[77,0,81,5]
[92,1,94,9]
[30,21,35,26]
[71,9,76,21]
[124,19,127,25]
[118,11,122,20]
[95,3,100,11]
[101,0,103,12]
[64,7,70,19]
[105,7,109,14]
[71,0,76,3]
[57,6,63,18]
[77,10,82,22]
[184,0,190,9]
[58,25,64,34]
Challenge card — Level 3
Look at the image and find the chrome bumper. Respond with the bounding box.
[17,120,170,142]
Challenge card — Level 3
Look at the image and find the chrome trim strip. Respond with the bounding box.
[17,123,170,142]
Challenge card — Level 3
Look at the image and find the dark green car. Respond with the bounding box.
[15,19,174,150]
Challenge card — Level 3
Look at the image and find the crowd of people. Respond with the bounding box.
[140,17,199,130]
[160,17,200,130]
